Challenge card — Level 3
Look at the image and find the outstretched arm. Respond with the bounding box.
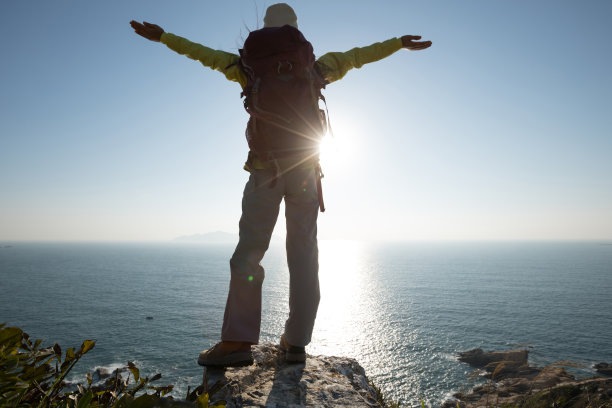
[130,20,164,42]
[128,20,245,86]
[316,35,432,84]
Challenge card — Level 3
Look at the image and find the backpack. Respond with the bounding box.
[239,25,328,173]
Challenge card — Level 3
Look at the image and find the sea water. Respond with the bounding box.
[1,241,611,406]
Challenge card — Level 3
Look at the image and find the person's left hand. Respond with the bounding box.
[401,35,432,51]
[130,20,164,42]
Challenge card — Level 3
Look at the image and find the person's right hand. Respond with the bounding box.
[130,21,164,42]
[401,35,432,51]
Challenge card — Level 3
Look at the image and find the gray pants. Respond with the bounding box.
[221,165,320,347]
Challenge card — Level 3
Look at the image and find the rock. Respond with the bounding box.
[196,343,384,407]
[447,348,612,408]
[595,362,612,376]
[93,366,126,381]
[458,348,530,380]
[458,348,529,368]
[452,377,612,408]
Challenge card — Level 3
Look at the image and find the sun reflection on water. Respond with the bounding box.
[309,240,381,359]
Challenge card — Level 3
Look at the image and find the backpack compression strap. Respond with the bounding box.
[315,162,325,213]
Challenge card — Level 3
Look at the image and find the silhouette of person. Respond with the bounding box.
[130,3,431,367]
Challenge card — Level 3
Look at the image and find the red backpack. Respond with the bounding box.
[239,25,328,172]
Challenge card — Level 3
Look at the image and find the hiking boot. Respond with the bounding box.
[279,334,306,363]
[197,341,253,367]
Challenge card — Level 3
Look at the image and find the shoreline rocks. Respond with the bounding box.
[595,362,612,376]
[192,345,612,407]
[458,348,533,380]
[444,349,612,408]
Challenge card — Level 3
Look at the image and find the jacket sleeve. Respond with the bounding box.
[160,33,247,88]
[315,38,403,84]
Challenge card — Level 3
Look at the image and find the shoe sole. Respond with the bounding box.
[197,351,254,367]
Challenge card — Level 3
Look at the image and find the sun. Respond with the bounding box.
[318,135,336,165]
[318,120,356,172]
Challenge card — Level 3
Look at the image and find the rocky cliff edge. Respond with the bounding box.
[196,343,386,408]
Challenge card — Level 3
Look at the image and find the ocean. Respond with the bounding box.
[1,240,611,407]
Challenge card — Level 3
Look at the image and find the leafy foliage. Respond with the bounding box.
[0,324,225,408]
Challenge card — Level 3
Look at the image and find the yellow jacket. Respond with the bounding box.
[160,32,403,169]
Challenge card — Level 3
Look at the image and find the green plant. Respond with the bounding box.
[185,369,226,408]
[0,323,97,406]
[0,324,227,407]
[367,379,401,408]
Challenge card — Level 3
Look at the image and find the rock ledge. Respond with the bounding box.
[198,343,384,408]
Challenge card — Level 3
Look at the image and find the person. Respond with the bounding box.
[130,3,431,367]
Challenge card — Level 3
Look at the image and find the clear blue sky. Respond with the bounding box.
[1,0,611,241]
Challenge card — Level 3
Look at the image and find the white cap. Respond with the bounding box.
[263,3,298,29]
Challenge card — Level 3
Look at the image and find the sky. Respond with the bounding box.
[1,0,611,242]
